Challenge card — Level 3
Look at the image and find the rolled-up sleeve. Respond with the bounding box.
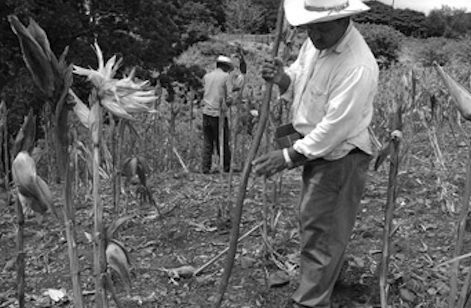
[293,66,376,159]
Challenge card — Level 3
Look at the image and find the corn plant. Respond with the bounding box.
[10,110,57,307]
[8,15,83,307]
[72,42,157,307]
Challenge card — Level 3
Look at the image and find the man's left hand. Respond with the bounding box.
[252,150,286,177]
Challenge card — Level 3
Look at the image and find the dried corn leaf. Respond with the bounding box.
[122,157,147,186]
[106,215,133,240]
[101,97,134,121]
[374,141,392,171]
[165,265,197,279]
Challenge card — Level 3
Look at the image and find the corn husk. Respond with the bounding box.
[12,151,53,215]
[8,15,54,97]
[434,62,471,121]
[106,240,131,291]
[69,89,90,128]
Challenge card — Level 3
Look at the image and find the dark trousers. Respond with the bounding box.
[292,150,372,307]
[202,114,231,172]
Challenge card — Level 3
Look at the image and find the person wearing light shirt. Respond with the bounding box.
[253,0,378,307]
[201,55,244,174]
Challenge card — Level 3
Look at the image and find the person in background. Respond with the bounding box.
[201,55,243,174]
[253,0,379,307]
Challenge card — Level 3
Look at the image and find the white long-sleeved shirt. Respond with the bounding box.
[282,21,379,160]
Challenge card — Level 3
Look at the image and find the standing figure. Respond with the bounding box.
[201,55,234,174]
[253,0,379,307]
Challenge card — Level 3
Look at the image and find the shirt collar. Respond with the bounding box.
[319,20,353,58]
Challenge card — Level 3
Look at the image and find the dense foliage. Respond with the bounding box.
[356,23,405,68]
[2,0,471,140]
[357,1,471,38]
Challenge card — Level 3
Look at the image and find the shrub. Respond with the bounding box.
[356,23,405,68]
[414,37,453,67]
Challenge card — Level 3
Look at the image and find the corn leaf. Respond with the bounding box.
[374,141,392,171]
[106,215,134,240]
[12,151,56,217]
[101,97,135,121]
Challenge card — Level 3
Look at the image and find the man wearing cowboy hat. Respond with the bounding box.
[253,0,378,307]
[201,55,242,174]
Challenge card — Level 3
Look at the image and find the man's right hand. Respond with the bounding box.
[261,58,290,94]
[261,58,285,84]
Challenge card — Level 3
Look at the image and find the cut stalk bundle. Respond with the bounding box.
[378,80,405,307]
[214,1,285,307]
[379,129,402,308]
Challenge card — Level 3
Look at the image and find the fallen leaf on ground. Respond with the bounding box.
[268,270,290,288]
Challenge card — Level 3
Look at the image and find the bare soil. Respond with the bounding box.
[0,153,467,307]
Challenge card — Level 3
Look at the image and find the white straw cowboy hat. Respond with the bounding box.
[284,0,370,26]
[216,55,234,67]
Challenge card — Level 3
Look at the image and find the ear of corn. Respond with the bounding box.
[72,42,158,120]
[12,151,54,216]
[434,62,471,121]
[25,18,52,61]
[106,239,131,291]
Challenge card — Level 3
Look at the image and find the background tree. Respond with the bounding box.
[223,0,266,34]
[171,1,219,50]
[355,1,428,37]
[424,6,471,38]
[253,0,280,33]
